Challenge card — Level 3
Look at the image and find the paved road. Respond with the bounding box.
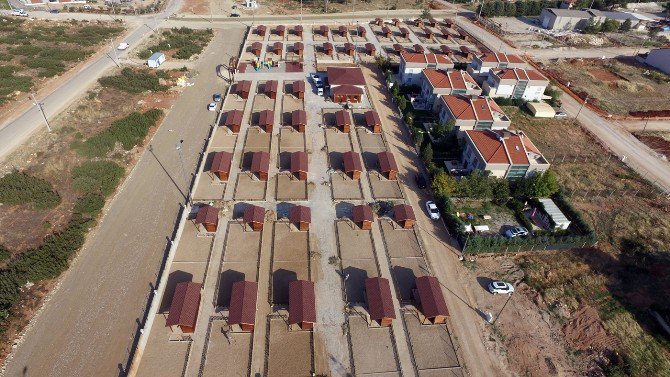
[1,27,246,377]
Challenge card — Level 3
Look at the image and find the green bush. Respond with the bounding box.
[140,27,213,60]
[0,171,61,209]
[71,160,124,196]
[73,193,105,218]
[0,65,32,105]
[74,108,163,157]
[98,68,168,93]
[0,246,10,262]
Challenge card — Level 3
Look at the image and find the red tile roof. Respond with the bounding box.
[290,151,308,173]
[440,45,451,54]
[224,109,243,126]
[377,151,398,173]
[289,280,316,325]
[228,281,258,326]
[332,85,364,97]
[294,41,304,51]
[400,27,410,36]
[251,41,262,50]
[210,151,232,175]
[289,205,311,224]
[478,52,525,64]
[393,204,415,222]
[466,130,509,164]
[352,204,373,223]
[364,110,381,127]
[258,110,274,127]
[251,151,270,174]
[416,276,449,318]
[366,277,396,321]
[323,42,334,51]
[292,110,307,126]
[465,130,543,165]
[335,109,352,126]
[400,52,452,65]
[343,151,362,173]
[382,26,392,35]
[236,80,251,94]
[393,44,405,53]
[492,67,547,82]
[423,69,478,90]
[166,281,202,328]
[195,205,219,225]
[344,42,355,51]
[413,44,425,53]
[243,205,265,224]
[327,67,365,86]
[441,95,506,121]
[293,80,305,93]
[365,43,376,52]
[273,41,283,50]
[294,25,304,32]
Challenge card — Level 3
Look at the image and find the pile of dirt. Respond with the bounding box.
[563,306,617,351]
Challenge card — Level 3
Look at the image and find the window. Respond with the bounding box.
[452,89,466,95]
[499,62,508,68]
[475,121,493,130]
[506,165,529,180]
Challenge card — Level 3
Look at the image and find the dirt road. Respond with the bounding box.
[362,66,510,376]
[2,27,246,377]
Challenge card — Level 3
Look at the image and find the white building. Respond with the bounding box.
[436,95,511,132]
[467,52,528,83]
[483,68,549,101]
[536,198,571,230]
[645,48,670,75]
[147,52,166,68]
[419,69,481,111]
[398,52,454,85]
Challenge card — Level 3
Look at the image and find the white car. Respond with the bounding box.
[207,102,217,111]
[425,201,440,220]
[504,226,529,238]
[117,42,130,50]
[554,111,568,118]
[488,281,514,295]
[12,9,28,17]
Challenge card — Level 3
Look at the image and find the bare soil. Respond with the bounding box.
[634,132,670,158]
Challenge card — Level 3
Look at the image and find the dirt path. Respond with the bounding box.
[1,28,247,377]
[362,65,511,377]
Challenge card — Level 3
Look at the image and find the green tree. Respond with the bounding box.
[413,128,424,147]
[493,0,505,16]
[420,8,432,20]
[397,96,407,112]
[491,178,510,205]
[432,170,458,198]
[505,2,517,17]
[456,170,493,199]
[516,0,529,16]
[601,19,619,33]
[529,0,543,16]
[532,171,559,197]
[583,20,602,34]
[421,142,434,164]
[544,86,562,108]
[619,18,632,32]
[481,1,495,17]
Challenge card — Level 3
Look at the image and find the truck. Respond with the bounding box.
[147,52,166,68]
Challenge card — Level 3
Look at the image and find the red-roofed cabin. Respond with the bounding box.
[393,204,415,228]
[332,85,363,104]
[374,17,383,26]
[264,80,278,99]
[440,45,452,55]
[352,204,373,230]
[273,41,283,56]
[392,18,401,26]
[228,281,258,332]
[357,26,366,38]
[323,42,333,56]
[236,80,251,99]
[293,41,304,56]
[460,45,472,59]
[251,151,270,181]
[344,42,355,56]
[366,277,396,327]
[194,204,219,233]
[343,151,362,180]
[251,41,263,57]
[413,44,425,54]
[364,110,381,134]
[258,109,274,132]
[444,19,454,28]
[415,19,424,27]
[393,44,405,54]
[424,28,434,39]
[244,204,265,231]
[290,151,308,180]
[365,43,376,56]
[293,25,303,37]
[381,26,392,38]
[166,281,202,333]
[224,109,243,133]
[292,80,305,99]
[335,109,352,132]
[290,205,311,231]
[255,25,267,36]
[459,30,469,41]
[427,18,438,27]
[292,109,307,132]
[319,25,329,37]
[377,151,398,180]
[275,25,286,37]
[400,27,410,39]
[338,25,348,37]
[210,151,232,181]
[415,276,449,324]
[441,28,451,40]
[289,280,316,330]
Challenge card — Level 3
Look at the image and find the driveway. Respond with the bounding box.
[2,27,246,377]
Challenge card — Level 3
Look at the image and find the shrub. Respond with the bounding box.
[0,65,33,105]
[0,171,61,209]
[0,246,10,262]
[432,170,457,198]
[98,68,168,93]
[71,160,124,196]
[73,193,105,218]
[74,108,163,157]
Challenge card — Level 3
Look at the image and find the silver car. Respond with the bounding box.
[488,281,514,295]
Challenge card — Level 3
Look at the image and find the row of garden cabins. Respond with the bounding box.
[250,42,305,57]
[254,25,303,38]
[232,79,304,100]
[321,42,377,57]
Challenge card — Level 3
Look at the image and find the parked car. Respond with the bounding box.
[415,173,427,189]
[230,12,240,17]
[213,93,222,102]
[488,281,515,295]
[207,102,217,111]
[117,42,129,50]
[555,111,568,118]
[12,9,28,16]
[504,226,529,238]
[425,201,440,220]
[50,9,60,13]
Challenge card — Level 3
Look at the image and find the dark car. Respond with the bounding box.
[230,12,240,17]
[50,9,60,13]
[415,173,427,189]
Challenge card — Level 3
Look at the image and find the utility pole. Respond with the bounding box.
[642,117,650,132]
[31,93,51,132]
[576,95,588,119]
[175,140,192,206]
[300,0,303,23]
[492,293,513,325]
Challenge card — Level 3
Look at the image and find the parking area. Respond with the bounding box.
[348,315,401,376]
[270,222,310,305]
[402,311,462,376]
[200,318,253,377]
[266,316,314,377]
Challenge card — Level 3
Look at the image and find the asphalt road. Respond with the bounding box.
[1,27,246,377]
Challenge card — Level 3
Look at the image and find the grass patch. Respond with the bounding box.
[139,27,213,60]
[71,160,125,196]
[0,65,32,105]
[73,193,105,218]
[98,68,169,94]
[0,171,61,209]
[73,108,163,157]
